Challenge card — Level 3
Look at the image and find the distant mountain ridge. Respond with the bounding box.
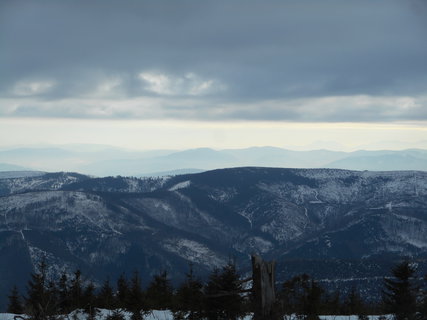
[0,167,426,308]
[0,163,31,172]
[1,145,426,176]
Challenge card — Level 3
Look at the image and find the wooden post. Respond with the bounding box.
[251,255,279,320]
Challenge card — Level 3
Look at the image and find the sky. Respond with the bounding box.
[1,0,426,151]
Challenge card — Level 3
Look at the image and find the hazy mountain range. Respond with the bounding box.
[1,145,426,176]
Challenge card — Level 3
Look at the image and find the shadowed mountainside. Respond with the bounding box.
[0,167,426,308]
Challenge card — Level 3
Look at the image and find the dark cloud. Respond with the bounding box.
[1,0,427,121]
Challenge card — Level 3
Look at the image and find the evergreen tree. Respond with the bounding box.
[57,272,70,313]
[69,270,83,310]
[45,281,59,315]
[82,282,97,319]
[279,274,323,320]
[97,278,114,309]
[127,271,145,320]
[303,279,323,320]
[280,276,301,315]
[145,271,173,310]
[204,268,222,320]
[25,258,55,320]
[7,286,24,314]
[382,260,417,320]
[204,262,244,320]
[116,273,129,309]
[173,265,204,320]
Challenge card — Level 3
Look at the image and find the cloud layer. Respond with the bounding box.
[1,0,427,122]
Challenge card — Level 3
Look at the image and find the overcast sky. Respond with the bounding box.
[1,0,426,150]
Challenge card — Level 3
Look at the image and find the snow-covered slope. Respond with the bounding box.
[0,172,89,196]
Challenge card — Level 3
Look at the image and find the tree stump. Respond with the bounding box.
[251,255,279,320]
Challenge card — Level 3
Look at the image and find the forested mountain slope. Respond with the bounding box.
[1,168,426,308]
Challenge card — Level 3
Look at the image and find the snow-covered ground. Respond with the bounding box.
[0,310,392,320]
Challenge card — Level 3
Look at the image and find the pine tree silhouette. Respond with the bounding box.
[82,282,97,319]
[69,270,83,310]
[205,262,244,320]
[116,273,129,309]
[383,260,417,320]
[145,271,173,310]
[174,264,204,320]
[280,274,323,320]
[57,272,70,313]
[7,285,24,314]
[25,258,55,320]
[127,271,145,320]
[97,278,114,309]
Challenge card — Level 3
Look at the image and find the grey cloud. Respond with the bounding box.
[1,0,427,121]
[2,95,426,122]
[206,97,427,122]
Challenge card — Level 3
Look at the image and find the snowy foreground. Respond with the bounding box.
[0,309,392,320]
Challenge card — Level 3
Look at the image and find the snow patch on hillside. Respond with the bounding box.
[162,238,226,268]
[28,246,78,281]
[208,187,237,202]
[169,180,191,191]
[133,198,181,226]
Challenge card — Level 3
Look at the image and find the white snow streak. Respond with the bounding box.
[168,180,191,191]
